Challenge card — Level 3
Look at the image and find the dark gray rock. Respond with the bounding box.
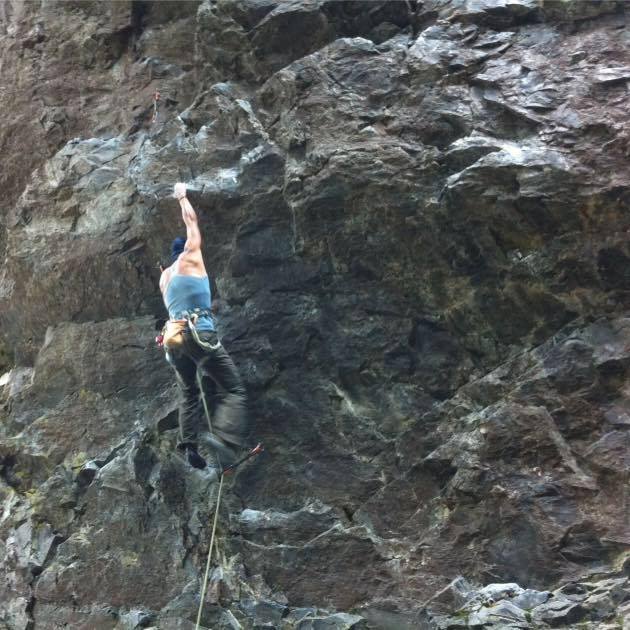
[240,597,287,626]
[512,589,551,610]
[1,0,630,628]
[468,599,529,627]
[584,431,630,474]
[427,576,477,611]
[294,611,366,629]
[531,597,587,627]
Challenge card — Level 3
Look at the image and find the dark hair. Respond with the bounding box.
[171,237,186,263]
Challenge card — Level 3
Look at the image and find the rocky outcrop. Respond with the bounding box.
[0,1,629,628]
[428,571,630,629]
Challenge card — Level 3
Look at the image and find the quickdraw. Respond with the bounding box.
[222,443,264,476]
[151,90,160,124]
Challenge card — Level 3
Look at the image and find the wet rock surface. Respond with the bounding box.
[0,0,629,628]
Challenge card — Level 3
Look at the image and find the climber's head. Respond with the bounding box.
[171,237,186,263]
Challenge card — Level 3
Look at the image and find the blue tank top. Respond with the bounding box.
[164,274,215,331]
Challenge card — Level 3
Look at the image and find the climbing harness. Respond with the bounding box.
[187,312,222,351]
[151,90,160,124]
[156,309,218,351]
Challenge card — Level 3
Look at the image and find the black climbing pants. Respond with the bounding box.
[166,330,247,448]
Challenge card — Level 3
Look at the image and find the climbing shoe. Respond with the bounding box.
[177,442,207,470]
[202,433,240,467]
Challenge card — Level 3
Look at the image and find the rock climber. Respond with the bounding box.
[159,182,248,470]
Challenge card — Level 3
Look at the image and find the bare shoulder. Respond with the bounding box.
[179,249,207,276]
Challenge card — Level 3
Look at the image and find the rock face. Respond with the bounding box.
[0,1,629,628]
[430,573,630,629]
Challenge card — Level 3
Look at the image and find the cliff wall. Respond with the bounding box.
[0,1,628,628]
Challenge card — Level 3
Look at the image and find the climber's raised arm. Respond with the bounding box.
[174,182,201,252]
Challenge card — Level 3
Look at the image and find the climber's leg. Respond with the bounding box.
[167,348,207,469]
[185,330,248,458]
[199,340,248,448]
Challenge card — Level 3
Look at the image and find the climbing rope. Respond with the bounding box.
[195,364,224,630]
[192,372,263,629]
[188,318,263,629]
[195,471,224,630]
